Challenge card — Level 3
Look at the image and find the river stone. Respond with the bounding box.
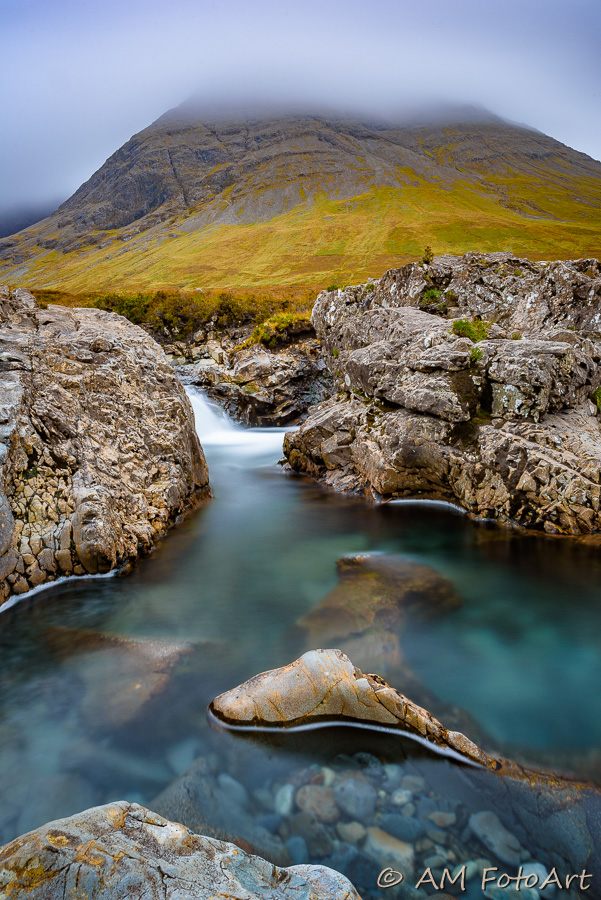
[469,810,522,865]
[209,648,489,766]
[295,785,339,823]
[333,773,377,820]
[0,288,210,604]
[363,826,415,873]
[0,802,362,899]
[377,812,425,842]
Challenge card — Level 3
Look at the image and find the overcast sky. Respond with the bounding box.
[2,0,600,219]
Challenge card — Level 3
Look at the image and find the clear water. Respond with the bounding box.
[0,390,599,895]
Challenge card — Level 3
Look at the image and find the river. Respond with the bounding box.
[0,390,599,895]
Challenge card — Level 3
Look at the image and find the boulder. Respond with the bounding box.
[284,254,601,534]
[0,287,210,604]
[0,801,362,899]
[209,650,601,880]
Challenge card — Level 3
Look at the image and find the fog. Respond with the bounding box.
[2,0,600,225]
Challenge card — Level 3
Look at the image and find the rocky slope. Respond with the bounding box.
[1,107,601,290]
[0,287,210,604]
[0,801,360,899]
[284,252,601,535]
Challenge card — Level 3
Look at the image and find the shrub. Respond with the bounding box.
[326,284,339,292]
[445,289,458,304]
[510,331,522,340]
[470,347,483,363]
[422,246,434,265]
[332,347,339,358]
[451,318,490,342]
[592,387,601,413]
[364,283,375,293]
[242,311,313,349]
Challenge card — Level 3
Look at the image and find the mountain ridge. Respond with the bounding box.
[2,105,601,291]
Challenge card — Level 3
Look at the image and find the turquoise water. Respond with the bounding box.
[0,390,599,894]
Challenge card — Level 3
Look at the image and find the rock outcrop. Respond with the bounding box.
[0,287,210,604]
[0,801,361,899]
[209,649,601,882]
[174,335,333,427]
[284,253,601,534]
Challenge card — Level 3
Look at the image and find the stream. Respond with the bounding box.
[0,390,599,897]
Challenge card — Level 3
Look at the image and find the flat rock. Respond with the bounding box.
[0,801,362,899]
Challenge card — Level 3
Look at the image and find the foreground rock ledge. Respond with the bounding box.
[284,253,601,535]
[0,287,210,603]
[0,801,361,899]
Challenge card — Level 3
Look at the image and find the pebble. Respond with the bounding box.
[469,811,522,866]
[333,774,377,820]
[522,862,556,896]
[217,773,249,809]
[255,813,281,833]
[453,860,479,882]
[295,784,339,823]
[336,821,367,844]
[427,826,448,845]
[429,811,456,828]
[363,826,415,872]
[285,835,309,864]
[253,788,275,812]
[423,854,447,868]
[274,783,295,817]
[401,775,424,793]
[378,812,425,843]
[383,763,403,784]
[321,767,336,787]
[390,788,412,806]
[402,802,416,817]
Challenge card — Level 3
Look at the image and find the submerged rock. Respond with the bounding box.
[284,254,601,534]
[0,287,210,604]
[294,553,460,675]
[209,649,601,881]
[0,801,362,899]
[44,626,194,729]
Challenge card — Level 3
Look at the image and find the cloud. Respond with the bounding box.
[1,0,600,218]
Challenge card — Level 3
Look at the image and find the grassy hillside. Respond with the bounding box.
[2,112,600,294]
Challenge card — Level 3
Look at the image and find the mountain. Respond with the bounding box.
[1,104,601,292]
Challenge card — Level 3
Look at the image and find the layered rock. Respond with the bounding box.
[0,287,210,603]
[0,801,361,899]
[284,253,601,534]
[174,334,333,427]
[209,649,601,881]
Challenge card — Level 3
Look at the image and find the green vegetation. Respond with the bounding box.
[452,318,490,342]
[470,347,483,363]
[422,245,434,265]
[326,284,340,292]
[241,311,313,349]
[88,287,314,339]
[332,347,339,358]
[592,387,601,413]
[510,331,523,340]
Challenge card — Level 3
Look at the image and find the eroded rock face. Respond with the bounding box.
[0,801,361,899]
[0,287,210,603]
[176,338,333,427]
[284,254,601,534]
